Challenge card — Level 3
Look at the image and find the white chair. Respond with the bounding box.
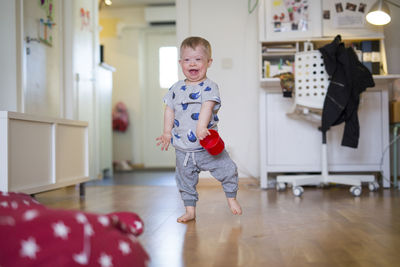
[276,43,379,197]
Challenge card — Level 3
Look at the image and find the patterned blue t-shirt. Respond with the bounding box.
[163,78,221,151]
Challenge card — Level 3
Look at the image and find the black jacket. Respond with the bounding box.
[318,35,375,148]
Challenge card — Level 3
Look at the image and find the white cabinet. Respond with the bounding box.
[259,77,400,189]
[0,111,90,194]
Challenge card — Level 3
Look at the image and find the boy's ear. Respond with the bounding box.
[208,58,213,67]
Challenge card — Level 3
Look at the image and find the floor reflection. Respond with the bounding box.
[183,221,242,267]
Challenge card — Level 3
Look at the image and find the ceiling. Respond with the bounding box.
[107,0,175,7]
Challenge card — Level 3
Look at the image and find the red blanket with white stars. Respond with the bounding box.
[0,191,149,267]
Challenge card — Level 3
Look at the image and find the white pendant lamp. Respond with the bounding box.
[366,0,391,25]
[366,0,400,26]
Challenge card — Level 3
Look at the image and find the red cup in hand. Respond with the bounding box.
[200,129,225,155]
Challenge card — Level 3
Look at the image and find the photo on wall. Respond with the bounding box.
[326,1,368,28]
[270,0,310,33]
[321,0,383,37]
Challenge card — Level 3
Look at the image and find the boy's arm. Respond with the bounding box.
[196,100,216,140]
[156,105,174,151]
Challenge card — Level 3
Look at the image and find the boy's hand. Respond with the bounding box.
[196,128,210,141]
[156,133,172,151]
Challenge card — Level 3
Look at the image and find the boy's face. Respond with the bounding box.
[179,45,212,84]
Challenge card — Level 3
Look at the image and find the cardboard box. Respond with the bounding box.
[390,101,400,123]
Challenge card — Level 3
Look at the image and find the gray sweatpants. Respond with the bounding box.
[175,149,238,207]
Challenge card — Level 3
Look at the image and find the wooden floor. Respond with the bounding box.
[35,178,400,267]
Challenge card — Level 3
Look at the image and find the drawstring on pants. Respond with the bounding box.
[183,152,197,167]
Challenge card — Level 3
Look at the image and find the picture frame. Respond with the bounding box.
[321,0,383,38]
[262,0,322,41]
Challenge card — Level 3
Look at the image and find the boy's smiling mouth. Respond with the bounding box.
[189,69,199,75]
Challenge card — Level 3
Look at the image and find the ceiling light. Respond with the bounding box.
[366,0,391,25]
[104,0,112,6]
[366,0,400,26]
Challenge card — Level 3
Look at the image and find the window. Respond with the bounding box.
[159,46,178,88]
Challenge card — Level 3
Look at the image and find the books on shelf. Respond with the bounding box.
[262,44,296,53]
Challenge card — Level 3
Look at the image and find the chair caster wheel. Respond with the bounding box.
[350,186,362,197]
[368,182,379,192]
[293,186,303,197]
[276,182,286,191]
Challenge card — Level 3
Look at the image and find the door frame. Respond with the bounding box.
[139,26,177,167]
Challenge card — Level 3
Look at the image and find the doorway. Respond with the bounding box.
[141,27,177,168]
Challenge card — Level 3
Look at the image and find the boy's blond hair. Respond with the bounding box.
[180,36,212,59]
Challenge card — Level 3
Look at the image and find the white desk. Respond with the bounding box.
[259,75,400,189]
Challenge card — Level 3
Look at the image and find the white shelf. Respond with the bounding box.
[1,111,90,194]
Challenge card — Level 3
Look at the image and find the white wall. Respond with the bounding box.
[0,0,18,112]
[176,0,260,178]
[99,7,147,164]
[0,0,102,180]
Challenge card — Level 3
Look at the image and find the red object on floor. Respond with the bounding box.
[112,102,129,132]
[0,191,149,267]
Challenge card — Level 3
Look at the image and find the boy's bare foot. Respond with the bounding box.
[227,198,242,215]
[177,206,196,223]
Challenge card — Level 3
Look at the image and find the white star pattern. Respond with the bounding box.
[98,253,113,267]
[98,216,110,227]
[76,213,88,224]
[53,221,70,240]
[0,193,150,266]
[11,201,18,209]
[84,223,94,236]
[20,237,40,259]
[23,210,39,221]
[134,221,143,229]
[73,251,89,265]
[118,241,131,255]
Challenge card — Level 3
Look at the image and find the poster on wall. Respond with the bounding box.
[270,0,310,33]
[321,0,383,37]
[324,1,367,28]
[263,0,322,41]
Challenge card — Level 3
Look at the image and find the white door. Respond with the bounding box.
[23,0,61,117]
[72,1,97,179]
[143,28,176,167]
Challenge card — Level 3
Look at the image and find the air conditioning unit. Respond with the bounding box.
[144,5,176,25]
